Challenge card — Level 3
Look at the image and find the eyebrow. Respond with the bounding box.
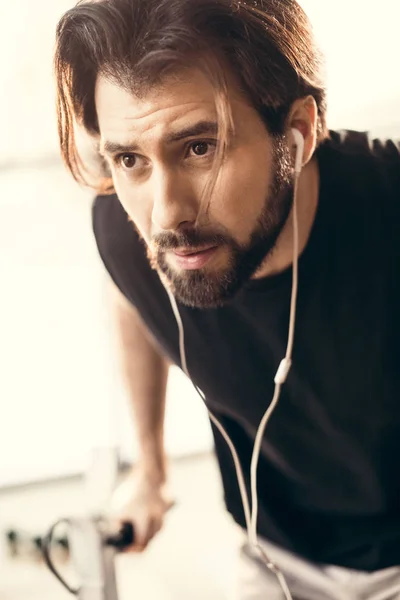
[100,120,219,156]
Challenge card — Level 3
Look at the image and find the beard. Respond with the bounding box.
[148,135,294,308]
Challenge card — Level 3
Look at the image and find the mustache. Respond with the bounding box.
[152,229,229,251]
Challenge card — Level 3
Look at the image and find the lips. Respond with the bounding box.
[173,244,216,257]
[170,245,219,270]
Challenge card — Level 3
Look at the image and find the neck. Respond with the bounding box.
[253,156,320,279]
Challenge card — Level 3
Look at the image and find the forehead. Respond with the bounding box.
[94,67,249,144]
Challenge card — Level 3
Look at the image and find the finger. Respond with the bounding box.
[122,539,144,553]
[137,516,160,549]
[145,516,161,544]
[166,498,176,511]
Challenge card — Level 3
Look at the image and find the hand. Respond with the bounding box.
[109,466,174,552]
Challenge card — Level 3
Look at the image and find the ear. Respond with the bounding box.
[286,96,318,167]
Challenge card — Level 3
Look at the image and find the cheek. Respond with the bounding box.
[211,147,272,238]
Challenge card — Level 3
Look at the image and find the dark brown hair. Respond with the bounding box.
[55,0,328,192]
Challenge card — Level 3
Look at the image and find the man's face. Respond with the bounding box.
[96,68,293,308]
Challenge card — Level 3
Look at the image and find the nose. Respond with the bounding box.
[151,166,198,232]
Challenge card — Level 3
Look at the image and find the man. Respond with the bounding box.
[54,0,400,598]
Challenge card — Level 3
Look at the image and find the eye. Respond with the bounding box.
[118,153,136,169]
[188,141,216,158]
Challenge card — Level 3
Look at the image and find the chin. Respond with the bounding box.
[157,266,243,309]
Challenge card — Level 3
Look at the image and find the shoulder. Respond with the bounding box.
[319,130,400,190]
[92,194,182,362]
[92,193,163,307]
[316,130,400,267]
[92,193,139,254]
[324,130,400,156]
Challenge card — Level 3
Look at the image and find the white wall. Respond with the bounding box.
[301,0,400,133]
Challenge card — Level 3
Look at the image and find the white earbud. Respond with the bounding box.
[290,128,304,175]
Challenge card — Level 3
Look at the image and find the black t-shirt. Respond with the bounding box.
[92,131,400,571]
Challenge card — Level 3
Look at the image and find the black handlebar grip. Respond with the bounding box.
[105,522,135,550]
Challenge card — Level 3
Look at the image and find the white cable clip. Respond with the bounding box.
[274,358,292,385]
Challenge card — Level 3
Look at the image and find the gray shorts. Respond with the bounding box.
[233,535,400,600]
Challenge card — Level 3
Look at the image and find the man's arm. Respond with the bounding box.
[108,280,173,550]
